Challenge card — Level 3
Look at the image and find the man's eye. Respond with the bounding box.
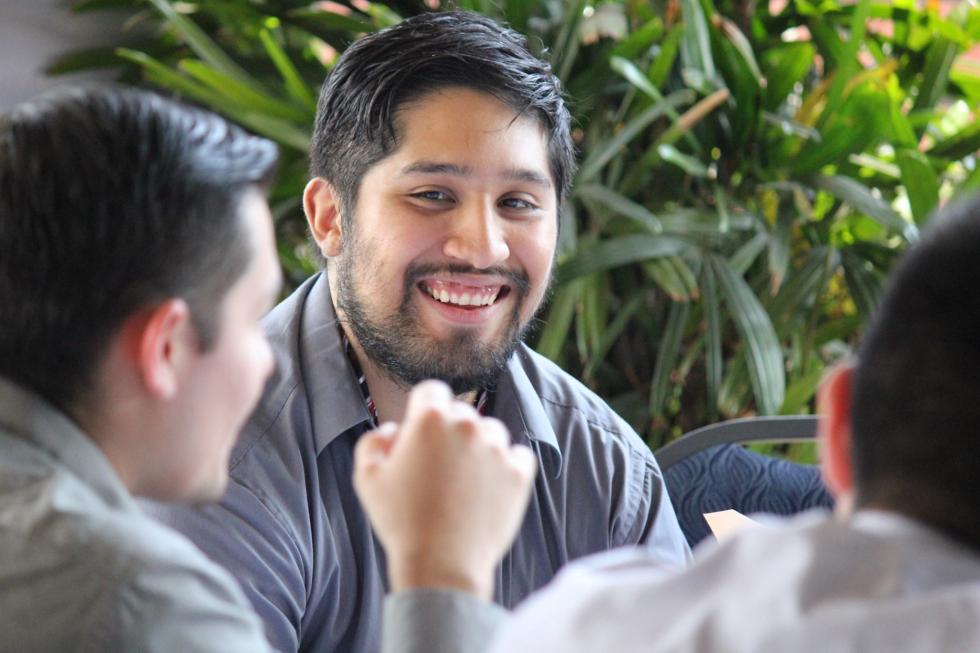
[500,197,536,210]
[412,190,451,202]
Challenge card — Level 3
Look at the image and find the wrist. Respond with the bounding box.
[387,553,494,601]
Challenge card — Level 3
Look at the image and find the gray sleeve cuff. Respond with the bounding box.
[382,588,508,653]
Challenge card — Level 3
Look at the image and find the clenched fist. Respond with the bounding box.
[353,380,537,600]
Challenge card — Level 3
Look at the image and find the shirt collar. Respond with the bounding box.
[297,275,374,454]
[300,274,562,472]
[0,375,137,511]
[493,346,563,478]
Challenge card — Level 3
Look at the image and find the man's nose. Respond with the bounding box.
[442,201,510,269]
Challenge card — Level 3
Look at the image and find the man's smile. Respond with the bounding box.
[418,277,512,309]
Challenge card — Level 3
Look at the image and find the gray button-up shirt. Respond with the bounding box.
[148,273,689,653]
[384,511,980,653]
[0,377,270,653]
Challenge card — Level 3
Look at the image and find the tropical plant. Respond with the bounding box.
[54,0,980,451]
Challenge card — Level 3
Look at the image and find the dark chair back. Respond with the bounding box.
[655,417,834,548]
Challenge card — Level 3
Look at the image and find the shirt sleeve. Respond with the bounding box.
[142,478,308,653]
[103,549,276,653]
[382,589,508,653]
[624,448,692,564]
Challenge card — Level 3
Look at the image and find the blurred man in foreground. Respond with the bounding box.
[0,86,283,651]
[357,193,980,652]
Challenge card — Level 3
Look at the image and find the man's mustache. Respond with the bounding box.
[404,263,531,295]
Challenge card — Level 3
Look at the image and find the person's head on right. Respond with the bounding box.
[818,193,980,549]
[0,86,282,502]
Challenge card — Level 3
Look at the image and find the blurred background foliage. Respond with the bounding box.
[55,0,980,451]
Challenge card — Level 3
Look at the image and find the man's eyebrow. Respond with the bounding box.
[503,168,552,189]
[397,161,472,178]
[398,161,552,189]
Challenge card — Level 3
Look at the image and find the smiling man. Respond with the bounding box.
[149,11,689,653]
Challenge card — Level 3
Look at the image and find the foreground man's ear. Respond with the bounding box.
[304,177,344,258]
[130,298,193,400]
[817,362,856,505]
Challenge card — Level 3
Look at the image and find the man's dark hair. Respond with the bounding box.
[0,86,278,414]
[310,10,575,220]
[851,193,980,547]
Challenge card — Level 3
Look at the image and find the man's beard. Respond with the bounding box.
[335,243,536,395]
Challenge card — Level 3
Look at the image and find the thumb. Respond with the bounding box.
[354,423,398,474]
[508,444,538,485]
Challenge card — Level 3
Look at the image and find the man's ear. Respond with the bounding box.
[128,298,194,400]
[303,177,344,258]
[817,362,856,499]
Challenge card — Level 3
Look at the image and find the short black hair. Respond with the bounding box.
[0,86,278,414]
[310,10,575,219]
[851,193,980,546]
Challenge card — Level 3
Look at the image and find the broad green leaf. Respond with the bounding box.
[224,109,311,151]
[612,17,665,60]
[768,212,792,294]
[649,27,683,89]
[679,0,716,84]
[713,14,762,82]
[574,184,663,233]
[822,0,871,128]
[536,279,583,362]
[762,42,815,111]
[610,56,697,153]
[958,163,980,196]
[47,46,133,74]
[557,235,689,283]
[650,300,692,418]
[117,48,230,109]
[888,94,918,149]
[145,0,265,95]
[259,29,317,111]
[897,149,940,223]
[928,120,980,160]
[286,8,374,34]
[806,18,847,71]
[657,144,710,177]
[718,350,750,416]
[841,249,885,319]
[812,174,918,242]
[364,3,402,29]
[577,89,695,182]
[611,56,668,104]
[701,264,723,420]
[778,363,826,415]
[643,257,697,301]
[583,295,644,380]
[709,256,785,415]
[914,37,960,112]
[552,0,588,80]
[505,0,533,33]
[729,231,768,275]
[178,60,309,122]
[769,247,832,333]
[578,275,607,359]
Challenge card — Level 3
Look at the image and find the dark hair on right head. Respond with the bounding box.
[309,10,575,220]
[851,193,980,547]
[0,86,278,415]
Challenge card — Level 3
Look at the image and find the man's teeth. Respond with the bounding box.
[426,286,500,307]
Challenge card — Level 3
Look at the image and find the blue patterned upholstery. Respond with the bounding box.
[662,444,835,548]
